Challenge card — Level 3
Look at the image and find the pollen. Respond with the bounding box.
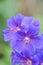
[22,59,32,65]
[17,27,20,31]
[41,63,43,65]
[26,59,32,65]
[24,36,30,43]
[10,27,20,33]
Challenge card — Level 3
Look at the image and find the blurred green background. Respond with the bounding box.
[0,0,43,65]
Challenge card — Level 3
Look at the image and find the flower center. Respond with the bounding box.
[24,36,30,43]
[22,59,32,65]
[41,63,43,65]
[10,27,20,33]
[26,59,32,65]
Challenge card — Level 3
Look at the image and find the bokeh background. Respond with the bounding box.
[0,0,43,65]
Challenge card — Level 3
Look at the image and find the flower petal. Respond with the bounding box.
[32,53,40,65]
[15,14,24,26]
[21,44,35,59]
[7,17,16,28]
[10,39,25,53]
[10,31,25,53]
[33,20,40,26]
[27,24,40,37]
[2,29,11,41]
[21,17,34,32]
[30,36,43,49]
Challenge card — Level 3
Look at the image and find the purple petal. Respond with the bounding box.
[32,53,40,65]
[15,14,24,26]
[21,44,35,59]
[10,31,25,53]
[33,20,40,26]
[21,17,34,32]
[30,36,43,49]
[27,24,40,37]
[3,29,11,41]
[7,17,16,28]
[10,39,25,53]
[12,31,25,41]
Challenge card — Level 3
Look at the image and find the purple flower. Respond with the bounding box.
[3,14,43,65]
[3,14,24,41]
[10,17,43,54]
[3,15,36,42]
[11,51,40,65]
[11,49,43,65]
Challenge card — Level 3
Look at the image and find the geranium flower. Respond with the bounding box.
[3,14,43,65]
[11,51,39,65]
[10,16,43,54]
[3,14,24,41]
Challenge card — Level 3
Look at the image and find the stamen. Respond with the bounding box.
[26,59,32,65]
[41,63,43,65]
[10,27,20,33]
[24,36,30,43]
[22,59,32,65]
[17,27,20,31]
